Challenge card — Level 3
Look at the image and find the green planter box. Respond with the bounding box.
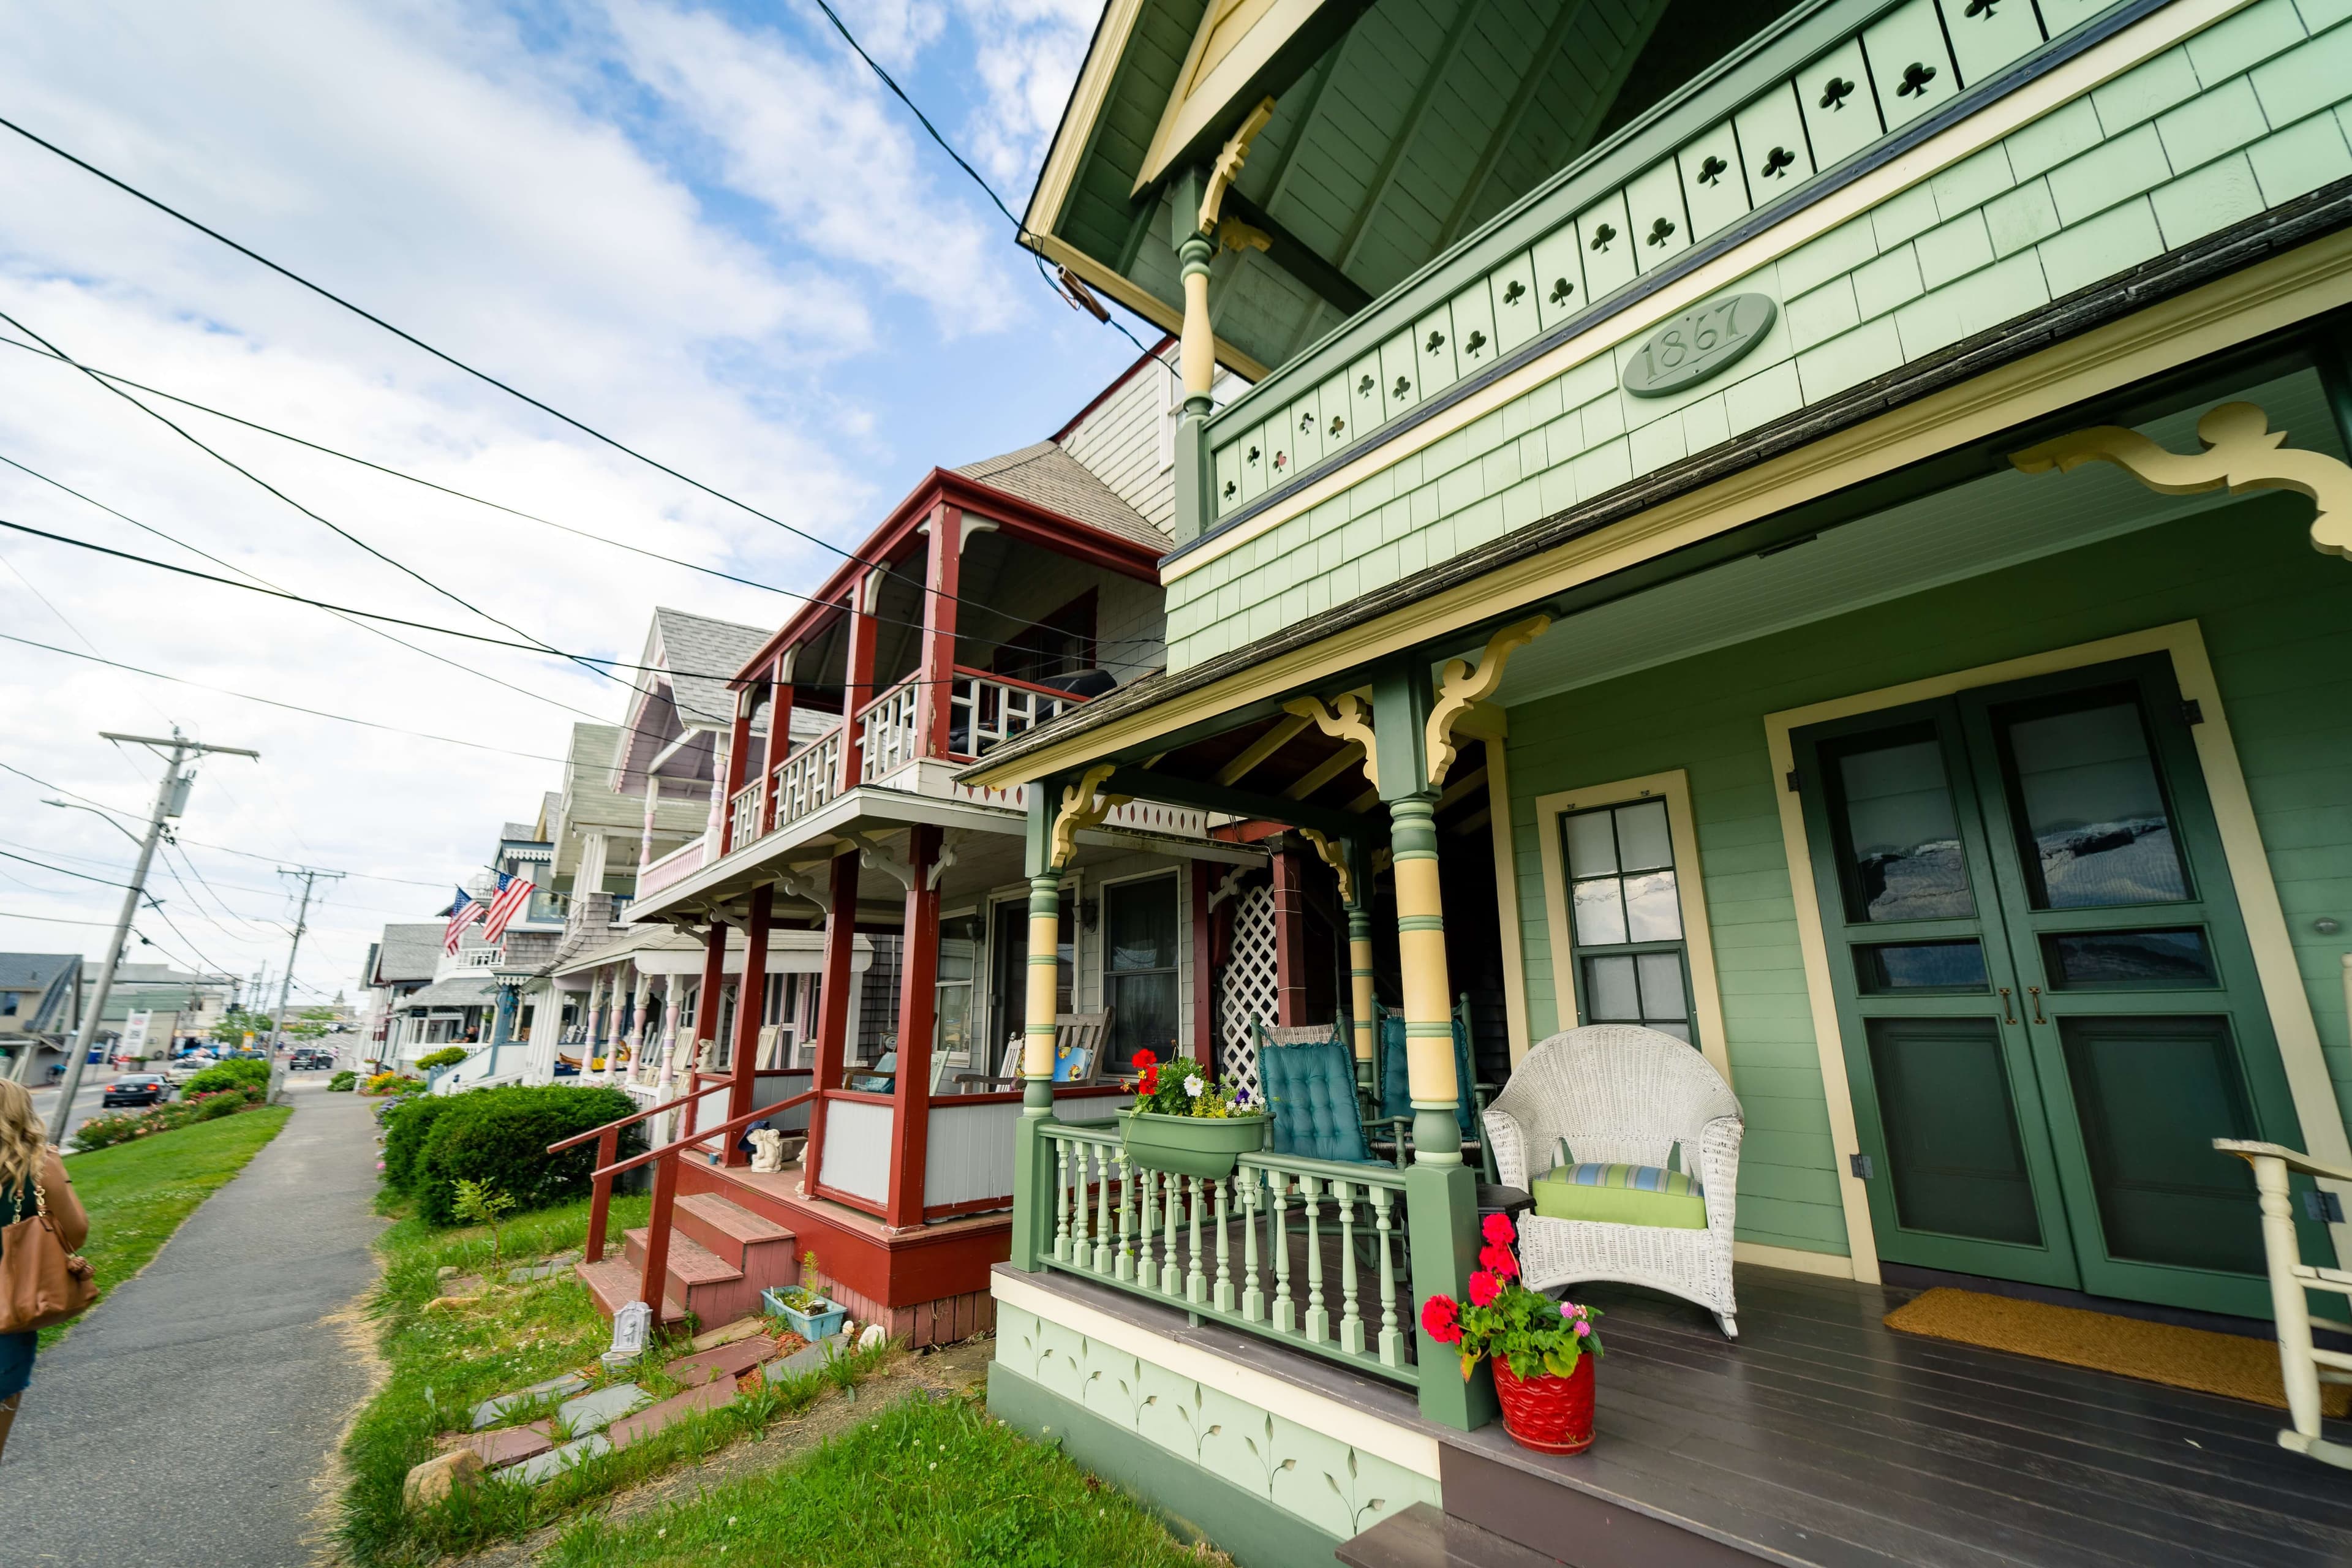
[1117,1110,1270,1178]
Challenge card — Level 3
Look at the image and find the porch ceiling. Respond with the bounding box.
[1490,369,2344,708]
[1035,0,1787,375]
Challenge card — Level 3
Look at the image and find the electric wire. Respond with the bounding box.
[0,846,132,889]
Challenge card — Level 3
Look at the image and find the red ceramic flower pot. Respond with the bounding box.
[1491,1354,1596,1454]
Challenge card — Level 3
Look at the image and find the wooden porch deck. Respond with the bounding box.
[1012,1262,2350,1567]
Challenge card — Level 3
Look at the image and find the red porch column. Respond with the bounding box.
[763,654,795,832]
[693,922,726,1050]
[921,507,961,757]
[886,823,942,1229]
[720,686,753,853]
[799,848,863,1194]
[1273,841,1311,1025]
[837,578,878,794]
[1190,860,1215,1066]
[723,884,773,1166]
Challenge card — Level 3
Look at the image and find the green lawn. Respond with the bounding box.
[543,1389,1219,1568]
[47,1104,292,1348]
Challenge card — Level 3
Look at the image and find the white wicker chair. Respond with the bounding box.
[1483,1025,1744,1337]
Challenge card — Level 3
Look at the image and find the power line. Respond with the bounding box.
[0,846,133,889]
[0,910,123,929]
[0,113,1180,648]
[0,629,576,763]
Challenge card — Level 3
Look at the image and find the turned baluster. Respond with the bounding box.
[1268,1170,1294,1334]
[1302,1173,1329,1343]
[1052,1139,1071,1264]
[1161,1169,1183,1297]
[1115,1149,1136,1283]
[1093,1146,1115,1275]
[1372,1185,1401,1366]
[1212,1175,1234,1313]
[1240,1168,1266,1321]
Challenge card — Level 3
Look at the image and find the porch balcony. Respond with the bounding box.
[993,1257,2346,1568]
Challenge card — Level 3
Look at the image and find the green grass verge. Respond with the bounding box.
[543,1389,1218,1568]
[45,1104,292,1349]
[341,1191,906,1566]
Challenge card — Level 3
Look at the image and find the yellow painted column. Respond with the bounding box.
[1021,873,1062,1114]
[1177,232,1216,418]
[1348,903,1376,1075]
[1390,796,1461,1164]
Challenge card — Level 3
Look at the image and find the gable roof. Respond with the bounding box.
[651,608,771,726]
[0,954,78,992]
[956,440,1169,552]
[372,924,445,986]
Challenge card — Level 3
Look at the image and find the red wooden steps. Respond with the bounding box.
[578,1193,799,1332]
[574,1256,687,1328]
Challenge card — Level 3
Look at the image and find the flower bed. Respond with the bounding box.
[72,1084,266,1151]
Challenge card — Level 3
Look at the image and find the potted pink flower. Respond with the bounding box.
[1420,1212,1604,1453]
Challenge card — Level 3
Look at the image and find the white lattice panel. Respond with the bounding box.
[1219,883,1276,1102]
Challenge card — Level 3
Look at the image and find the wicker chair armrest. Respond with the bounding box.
[1697,1114,1743,1243]
[1484,1104,1536,1191]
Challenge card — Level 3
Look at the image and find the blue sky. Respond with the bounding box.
[0,0,1145,1001]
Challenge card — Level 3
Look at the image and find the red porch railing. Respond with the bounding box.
[548,1077,732,1265]
[590,1089,819,1318]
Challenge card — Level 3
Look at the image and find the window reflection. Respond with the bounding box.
[1826,726,1973,922]
[1997,692,2187,908]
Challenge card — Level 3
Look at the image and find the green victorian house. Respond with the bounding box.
[978,0,2352,1561]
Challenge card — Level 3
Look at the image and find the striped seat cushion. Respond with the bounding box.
[1531,1150,1708,1230]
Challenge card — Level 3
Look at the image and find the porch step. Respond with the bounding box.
[1339,1503,1567,1568]
[673,1191,796,1273]
[573,1256,687,1329]
[622,1223,791,1329]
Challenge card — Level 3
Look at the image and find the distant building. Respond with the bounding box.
[0,952,83,1080]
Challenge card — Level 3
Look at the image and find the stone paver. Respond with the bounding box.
[663,1336,777,1386]
[503,1431,611,1485]
[607,1374,738,1449]
[556,1381,650,1434]
[472,1371,590,1430]
[464,1420,556,1466]
[764,1332,853,1383]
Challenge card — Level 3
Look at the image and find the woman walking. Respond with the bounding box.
[0,1078,86,1458]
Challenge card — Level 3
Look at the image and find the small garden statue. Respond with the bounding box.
[748,1126,788,1172]
[604,1299,652,1372]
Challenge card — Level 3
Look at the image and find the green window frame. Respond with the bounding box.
[1560,797,1698,1046]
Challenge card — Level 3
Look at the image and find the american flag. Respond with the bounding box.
[480,872,537,944]
[443,886,485,954]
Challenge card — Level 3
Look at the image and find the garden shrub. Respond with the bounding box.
[181,1058,270,1096]
[73,1085,263,1150]
[412,1084,639,1227]
[415,1046,470,1072]
[379,1094,465,1192]
[328,1069,358,1092]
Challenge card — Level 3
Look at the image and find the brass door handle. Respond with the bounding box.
[1999,987,2017,1026]
[2028,986,2046,1025]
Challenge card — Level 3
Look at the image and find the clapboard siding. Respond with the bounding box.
[1502,496,2352,1261]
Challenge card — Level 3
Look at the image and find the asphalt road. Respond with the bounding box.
[29,1068,129,1145]
[6,1079,384,1565]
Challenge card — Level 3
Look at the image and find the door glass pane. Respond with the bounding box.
[1828,728,1973,922]
[1623,870,1681,941]
[1106,971,1177,1073]
[1855,940,1989,993]
[1572,879,1627,945]
[1105,878,1177,971]
[1998,691,2188,909]
[1636,952,1687,1020]
[2057,1016,2261,1274]
[1583,955,1640,1020]
[1564,812,1618,875]
[1615,799,1673,870]
[1866,1017,2042,1245]
[2041,929,2215,990]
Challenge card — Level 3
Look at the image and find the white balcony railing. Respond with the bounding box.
[636,837,707,900]
[770,726,843,834]
[859,677,923,783]
[948,667,1084,759]
[726,779,764,851]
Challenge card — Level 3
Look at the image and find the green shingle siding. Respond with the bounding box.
[1169,10,2352,671]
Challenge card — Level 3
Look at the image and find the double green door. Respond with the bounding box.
[1793,655,2316,1317]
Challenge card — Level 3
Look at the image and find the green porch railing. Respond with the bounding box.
[1035,1120,1418,1388]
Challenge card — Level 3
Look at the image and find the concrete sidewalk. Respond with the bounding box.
[6,1080,384,1566]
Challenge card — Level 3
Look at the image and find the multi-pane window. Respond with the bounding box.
[1561,798,1695,1043]
[936,913,982,1067]
[1102,875,1178,1072]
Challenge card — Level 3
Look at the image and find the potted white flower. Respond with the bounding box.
[1114,1050,1269,1178]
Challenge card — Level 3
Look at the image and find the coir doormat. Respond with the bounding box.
[1885,1287,2350,1416]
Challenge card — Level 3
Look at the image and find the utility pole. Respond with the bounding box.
[49,729,260,1145]
[263,868,341,1101]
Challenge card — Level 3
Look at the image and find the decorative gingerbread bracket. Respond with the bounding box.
[841,831,916,894]
[1298,827,1355,906]
[1425,615,1551,788]
[2011,401,2352,560]
[1283,690,1379,793]
[1050,764,1127,869]
[1198,97,1276,235]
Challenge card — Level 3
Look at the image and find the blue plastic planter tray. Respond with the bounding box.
[763,1287,847,1342]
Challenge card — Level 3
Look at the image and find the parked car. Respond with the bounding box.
[288,1049,334,1071]
[102,1074,172,1107]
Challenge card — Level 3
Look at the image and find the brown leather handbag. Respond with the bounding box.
[0,1159,97,1333]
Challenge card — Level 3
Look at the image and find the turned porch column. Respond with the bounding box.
[720,686,753,853]
[921,507,961,758]
[627,969,654,1085]
[725,885,772,1165]
[837,576,880,795]
[1272,840,1311,1026]
[886,824,943,1229]
[801,849,862,1194]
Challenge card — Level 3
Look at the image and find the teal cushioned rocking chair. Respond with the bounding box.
[1376,997,1500,1180]
[1253,1022,1397,1166]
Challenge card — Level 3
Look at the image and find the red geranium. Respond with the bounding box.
[1479,1243,1520,1280]
[1133,1049,1158,1094]
[1482,1211,1516,1246]
[1467,1270,1503,1308]
[1420,1294,1461,1345]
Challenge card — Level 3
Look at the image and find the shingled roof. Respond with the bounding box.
[652,608,771,728]
[956,441,1167,554]
[372,924,445,986]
